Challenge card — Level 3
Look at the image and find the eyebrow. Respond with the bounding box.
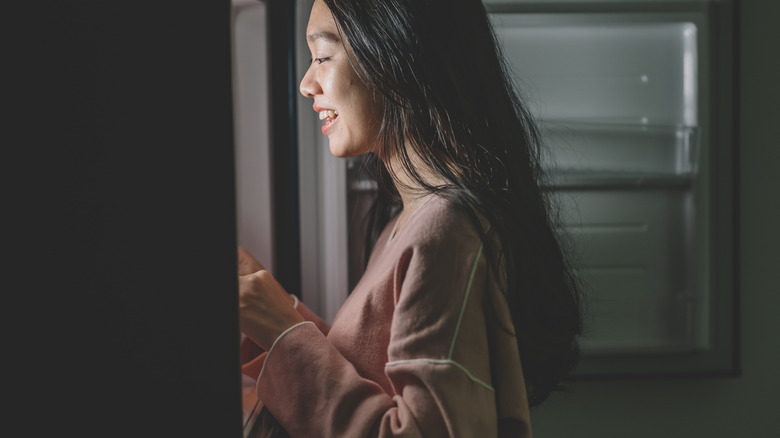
[307,31,341,44]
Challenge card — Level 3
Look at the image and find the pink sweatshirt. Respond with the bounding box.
[243,194,532,437]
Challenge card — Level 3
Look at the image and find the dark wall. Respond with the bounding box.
[12,2,242,436]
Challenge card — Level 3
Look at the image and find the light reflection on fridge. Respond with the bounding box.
[231,0,273,431]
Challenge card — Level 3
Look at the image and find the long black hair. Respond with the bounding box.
[323,0,583,406]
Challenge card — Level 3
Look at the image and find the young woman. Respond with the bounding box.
[237,0,583,436]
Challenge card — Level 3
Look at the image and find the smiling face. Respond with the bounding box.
[299,0,384,158]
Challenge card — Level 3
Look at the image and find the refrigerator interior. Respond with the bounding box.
[491,12,706,355]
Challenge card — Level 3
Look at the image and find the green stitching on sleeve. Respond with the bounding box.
[386,358,494,392]
[448,242,484,359]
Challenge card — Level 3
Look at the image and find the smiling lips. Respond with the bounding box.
[315,106,339,135]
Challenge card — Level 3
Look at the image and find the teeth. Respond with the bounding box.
[318,109,338,120]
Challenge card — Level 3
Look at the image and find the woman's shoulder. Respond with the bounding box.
[399,193,486,252]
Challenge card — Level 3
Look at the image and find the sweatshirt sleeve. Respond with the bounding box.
[255,210,521,437]
[294,299,331,336]
[240,300,331,381]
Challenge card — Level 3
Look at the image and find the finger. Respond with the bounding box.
[237,246,265,275]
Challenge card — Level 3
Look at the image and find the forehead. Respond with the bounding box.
[306,0,340,44]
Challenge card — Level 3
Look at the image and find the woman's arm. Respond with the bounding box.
[254,223,526,437]
[237,247,331,374]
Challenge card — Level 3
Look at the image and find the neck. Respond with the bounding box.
[382,149,427,204]
[381,147,445,232]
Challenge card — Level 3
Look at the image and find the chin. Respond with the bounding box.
[327,142,367,158]
[327,143,350,157]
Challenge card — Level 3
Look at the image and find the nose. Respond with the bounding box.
[299,63,319,98]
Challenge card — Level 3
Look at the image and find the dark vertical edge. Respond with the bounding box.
[270,0,302,296]
[709,0,741,376]
[728,0,742,376]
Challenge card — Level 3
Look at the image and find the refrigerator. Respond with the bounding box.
[232,0,738,427]
[19,0,739,435]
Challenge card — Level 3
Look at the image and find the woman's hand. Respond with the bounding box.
[238,245,265,276]
[237,247,304,350]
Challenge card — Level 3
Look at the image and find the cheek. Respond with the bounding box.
[364,95,384,133]
[370,96,384,122]
[320,71,335,95]
[360,99,384,152]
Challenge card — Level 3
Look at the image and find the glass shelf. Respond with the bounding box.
[543,170,695,189]
[539,120,700,188]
